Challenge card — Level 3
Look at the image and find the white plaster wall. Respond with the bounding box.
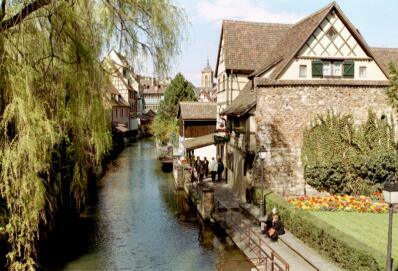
[112,77,129,103]
[249,116,256,133]
[279,11,387,81]
[129,118,138,131]
[193,145,217,160]
[260,67,275,78]
[280,58,387,80]
[299,13,367,58]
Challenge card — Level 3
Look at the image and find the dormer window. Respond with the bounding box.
[327,26,338,40]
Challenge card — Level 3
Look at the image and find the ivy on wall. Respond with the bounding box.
[301,110,397,195]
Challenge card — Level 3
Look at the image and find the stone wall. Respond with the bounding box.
[255,85,395,196]
[226,144,246,201]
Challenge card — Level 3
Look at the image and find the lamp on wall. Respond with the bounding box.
[383,174,398,271]
[258,145,268,219]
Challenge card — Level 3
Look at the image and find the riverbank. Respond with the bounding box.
[37,140,252,270]
[0,128,134,270]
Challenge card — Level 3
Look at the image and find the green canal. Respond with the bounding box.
[44,139,251,271]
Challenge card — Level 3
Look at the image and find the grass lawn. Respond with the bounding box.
[312,211,398,267]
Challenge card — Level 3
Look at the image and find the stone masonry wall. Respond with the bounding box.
[256,85,395,196]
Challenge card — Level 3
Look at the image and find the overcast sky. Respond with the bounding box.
[142,0,398,86]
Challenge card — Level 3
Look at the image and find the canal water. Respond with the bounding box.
[47,140,251,271]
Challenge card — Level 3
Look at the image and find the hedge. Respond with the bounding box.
[302,111,397,196]
[265,192,385,271]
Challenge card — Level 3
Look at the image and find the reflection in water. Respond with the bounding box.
[44,140,251,271]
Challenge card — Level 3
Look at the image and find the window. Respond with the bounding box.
[332,61,342,76]
[322,61,341,76]
[359,66,367,78]
[322,61,331,76]
[299,65,307,78]
[326,26,338,40]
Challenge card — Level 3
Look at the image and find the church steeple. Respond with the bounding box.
[201,59,213,88]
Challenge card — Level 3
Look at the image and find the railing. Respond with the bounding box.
[216,201,289,271]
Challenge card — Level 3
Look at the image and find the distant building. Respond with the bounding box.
[177,101,217,160]
[140,76,170,112]
[196,60,217,102]
[107,84,130,133]
[139,109,156,137]
[104,50,144,131]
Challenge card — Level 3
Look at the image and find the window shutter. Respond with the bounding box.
[343,60,355,78]
[312,60,323,77]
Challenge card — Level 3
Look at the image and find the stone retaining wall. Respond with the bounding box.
[256,85,395,195]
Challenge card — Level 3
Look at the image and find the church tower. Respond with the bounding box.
[201,59,213,88]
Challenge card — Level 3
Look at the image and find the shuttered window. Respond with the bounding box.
[343,60,355,78]
[312,60,323,77]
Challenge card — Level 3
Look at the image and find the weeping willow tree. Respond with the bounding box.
[0,0,186,270]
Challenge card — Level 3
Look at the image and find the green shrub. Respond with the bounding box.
[266,193,384,271]
[302,111,397,195]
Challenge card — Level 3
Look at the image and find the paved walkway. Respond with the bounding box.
[212,183,341,271]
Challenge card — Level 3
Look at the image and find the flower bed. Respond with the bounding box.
[288,193,388,213]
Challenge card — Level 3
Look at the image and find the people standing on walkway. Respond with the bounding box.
[198,160,206,182]
[217,157,224,183]
[209,157,218,182]
[203,157,209,179]
[194,156,201,179]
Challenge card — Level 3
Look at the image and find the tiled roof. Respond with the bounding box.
[218,2,397,81]
[221,82,256,117]
[251,2,395,80]
[107,83,130,107]
[112,97,129,107]
[107,83,119,95]
[142,86,167,95]
[215,20,291,74]
[251,2,334,79]
[140,76,169,95]
[184,133,216,151]
[178,102,217,120]
[371,47,398,75]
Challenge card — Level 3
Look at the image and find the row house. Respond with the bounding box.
[217,2,398,199]
[104,50,144,131]
[107,84,130,133]
[140,77,170,113]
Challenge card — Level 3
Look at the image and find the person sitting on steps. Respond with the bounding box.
[264,207,285,242]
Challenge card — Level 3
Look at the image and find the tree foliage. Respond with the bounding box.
[302,111,397,195]
[151,73,196,143]
[0,0,186,269]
